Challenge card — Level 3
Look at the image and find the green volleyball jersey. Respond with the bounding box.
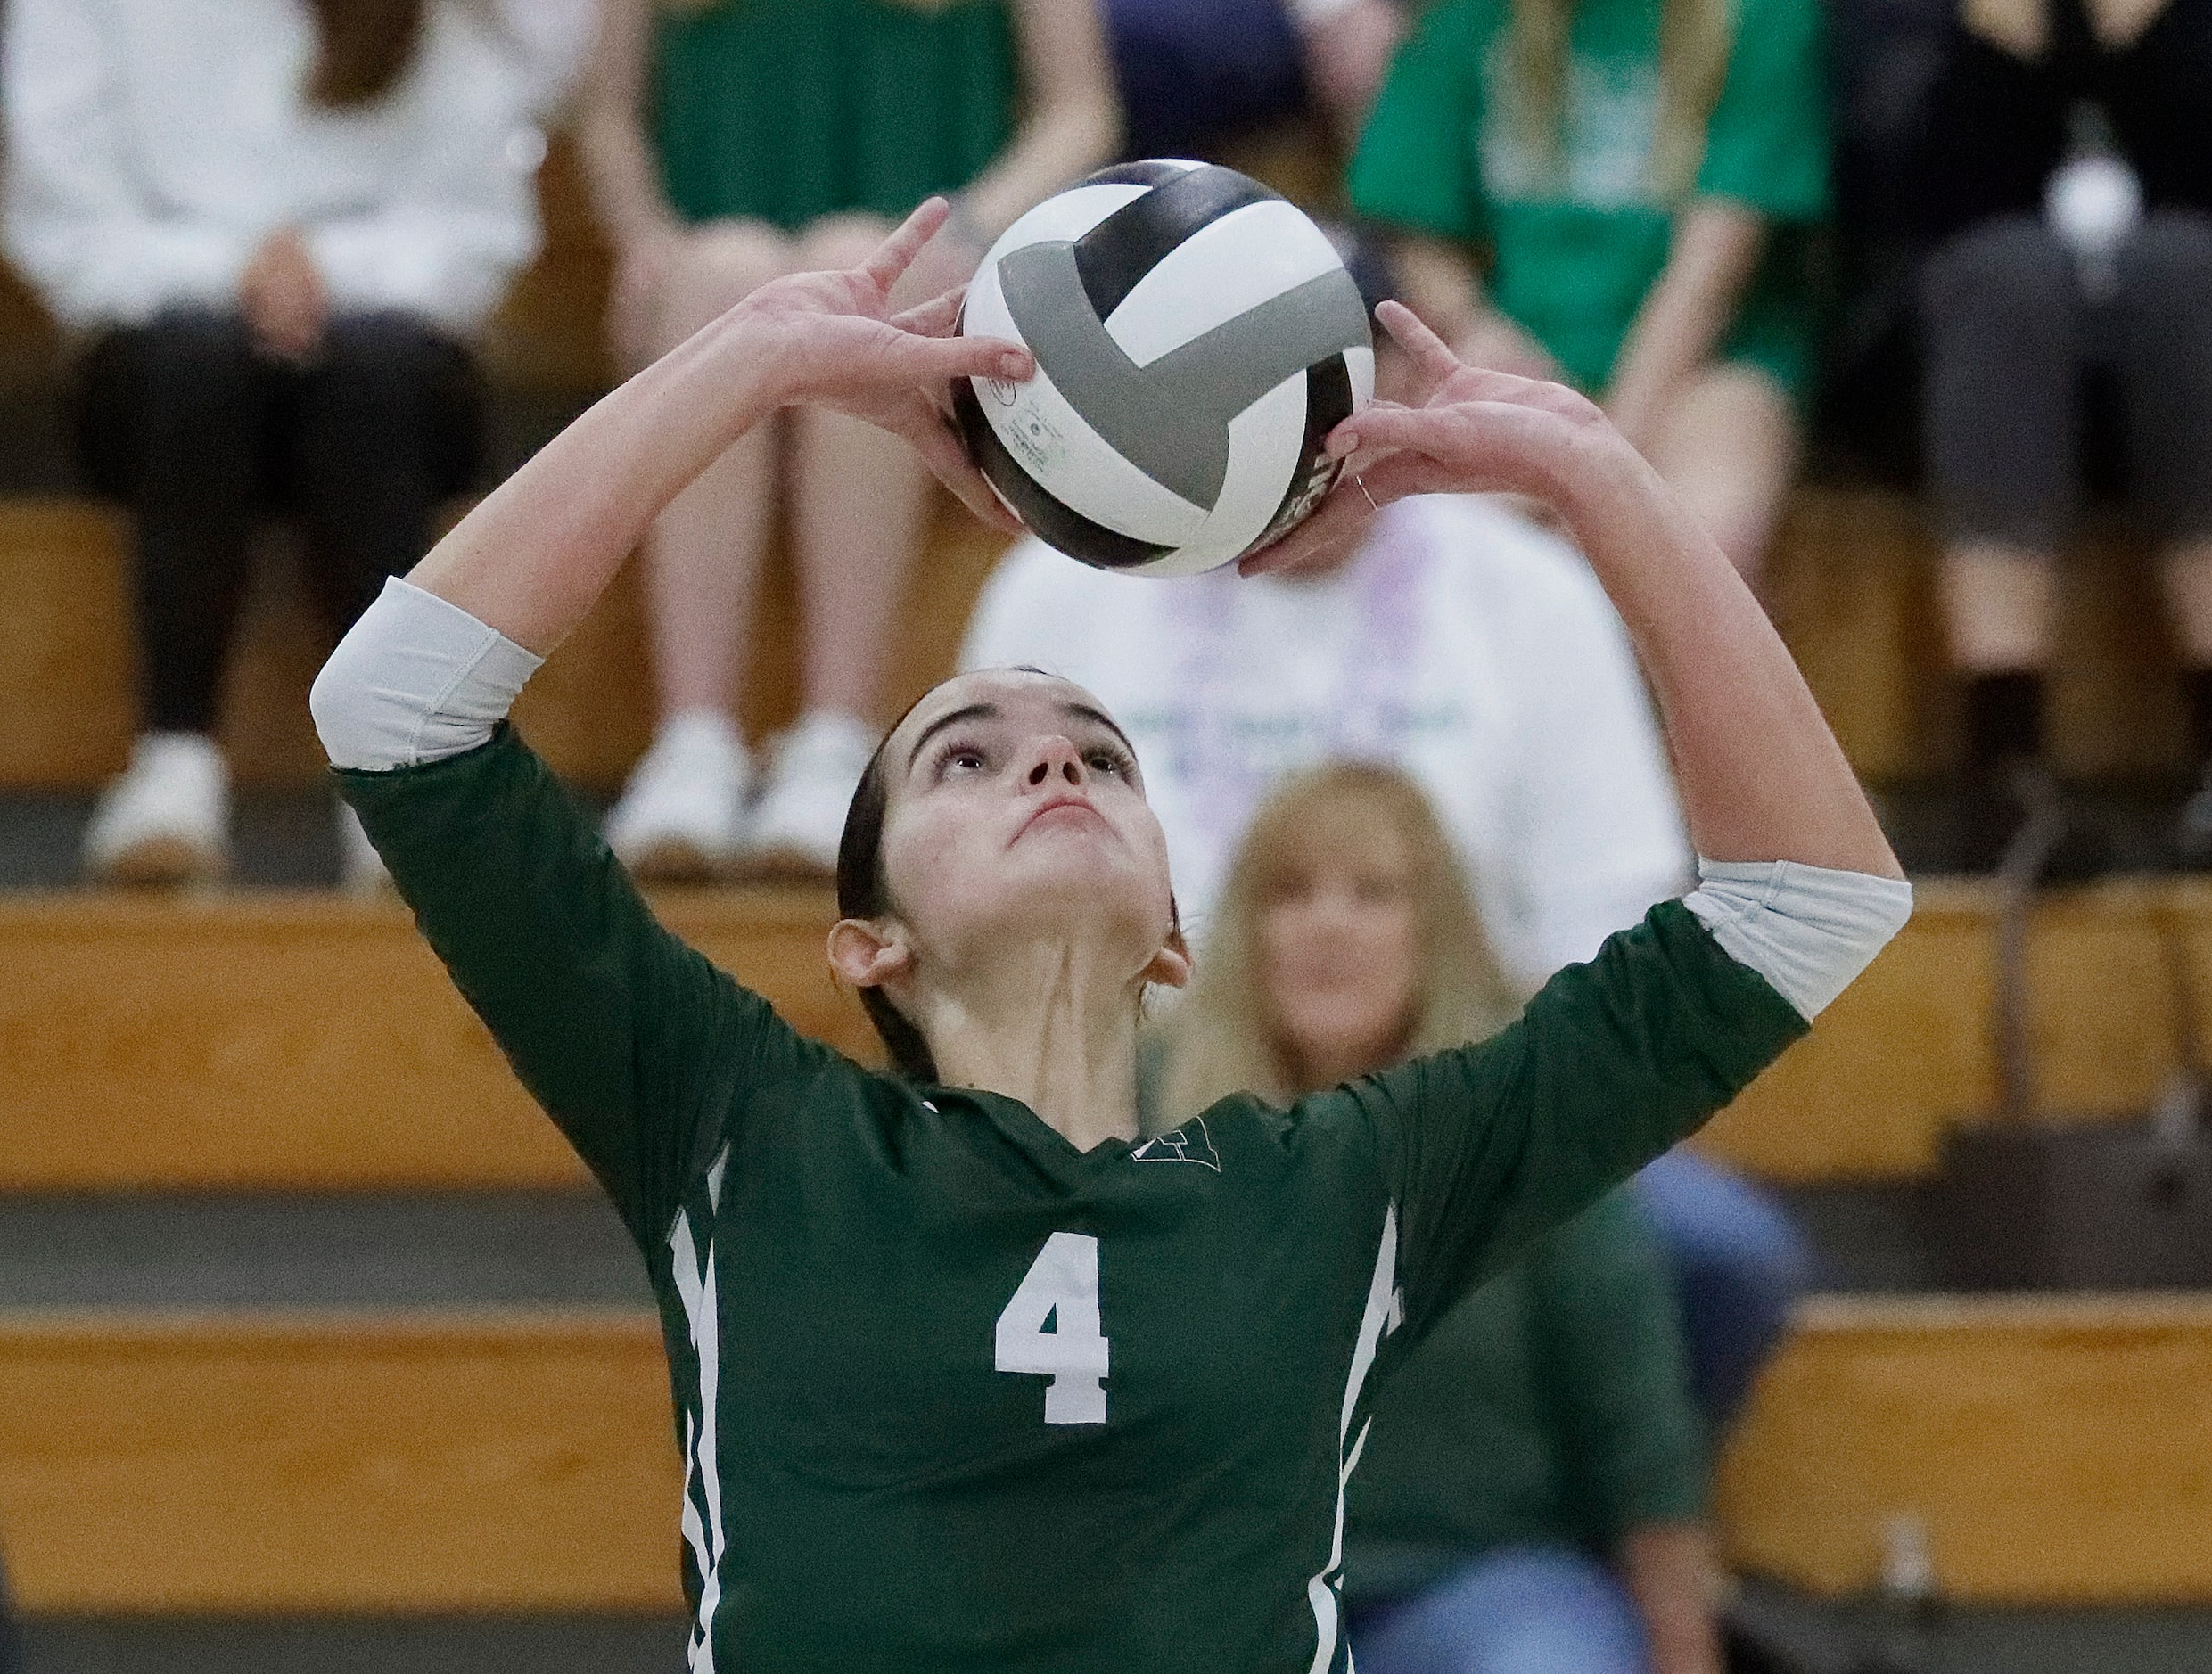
[339,726,1805,1674]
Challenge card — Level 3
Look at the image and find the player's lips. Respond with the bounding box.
[1014,793,1106,843]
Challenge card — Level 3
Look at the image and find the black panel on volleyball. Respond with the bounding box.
[1072,166,1283,324]
[1251,351,1356,554]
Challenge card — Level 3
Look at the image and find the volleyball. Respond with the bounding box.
[954,160,1376,577]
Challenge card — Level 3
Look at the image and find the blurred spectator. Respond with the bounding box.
[1896,0,2212,866]
[577,0,1117,880]
[1347,0,1829,586]
[2,0,582,889]
[1152,762,1722,1674]
[962,278,1809,1432]
[1106,0,1405,159]
[961,294,1686,982]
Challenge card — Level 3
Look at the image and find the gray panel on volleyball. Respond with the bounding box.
[998,242,1368,509]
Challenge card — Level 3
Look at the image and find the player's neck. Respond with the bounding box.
[918,939,1147,1152]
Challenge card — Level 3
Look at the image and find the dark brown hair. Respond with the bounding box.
[303,0,427,108]
[836,705,942,1084]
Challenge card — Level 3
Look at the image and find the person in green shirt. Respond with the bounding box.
[1153,760,1720,1674]
[575,0,1120,880]
[308,206,1906,1670]
[1347,0,1829,587]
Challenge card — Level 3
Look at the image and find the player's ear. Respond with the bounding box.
[828,917,913,991]
[1143,923,1191,991]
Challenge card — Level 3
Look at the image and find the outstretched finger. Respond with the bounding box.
[890,283,969,341]
[1374,300,1463,400]
[1324,399,1460,460]
[862,198,951,292]
[904,328,1034,386]
[900,397,1022,533]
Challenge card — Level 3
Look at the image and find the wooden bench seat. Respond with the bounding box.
[0,1293,2204,1613]
[1719,1292,2212,1603]
[0,875,2208,1189]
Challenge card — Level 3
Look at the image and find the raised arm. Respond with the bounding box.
[310,214,1032,1241]
[1251,301,1898,880]
[405,200,1031,652]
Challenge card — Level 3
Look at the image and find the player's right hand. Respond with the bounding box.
[740,199,1034,533]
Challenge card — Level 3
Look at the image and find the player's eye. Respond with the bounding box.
[932,738,992,777]
[1085,742,1136,779]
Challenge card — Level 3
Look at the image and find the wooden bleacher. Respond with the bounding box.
[0,874,2204,1188]
[0,1310,680,1614]
[1719,1293,2212,1603]
[0,482,2198,792]
[0,1294,2203,1614]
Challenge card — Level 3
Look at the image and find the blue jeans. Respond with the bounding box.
[1633,1148,1813,1431]
[1348,1547,1649,1674]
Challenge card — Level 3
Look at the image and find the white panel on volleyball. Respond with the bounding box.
[974,181,1155,271]
[1139,367,1312,578]
[1346,345,1377,407]
[965,241,1213,548]
[1101,201,1350,368]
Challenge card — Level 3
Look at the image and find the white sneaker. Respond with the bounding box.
[744,710,876,879]
[83,732,230,887]
[604,709,751,881]
[336,801,391,897]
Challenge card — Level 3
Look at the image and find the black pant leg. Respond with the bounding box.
[78,310,274,734]
[0,1547,24,1674]
[2113,209,2212,548]
[1919,215,2088,552]
[284,311,482,638]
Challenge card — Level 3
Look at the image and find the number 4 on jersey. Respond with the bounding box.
[995,1232,1110,1424]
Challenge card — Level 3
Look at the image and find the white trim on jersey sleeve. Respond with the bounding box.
[1683,859,1913,1022]
[310,576,542,771]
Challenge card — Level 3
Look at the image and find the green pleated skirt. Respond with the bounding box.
[653,0,1018,232]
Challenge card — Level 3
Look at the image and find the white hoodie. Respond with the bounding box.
[2,0,588,336]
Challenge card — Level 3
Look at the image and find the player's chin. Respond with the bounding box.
[993,841,1163,928]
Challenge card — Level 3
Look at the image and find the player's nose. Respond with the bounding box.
[1024,736,1085,789]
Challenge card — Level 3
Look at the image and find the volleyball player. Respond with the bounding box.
[309,201,1909,1672]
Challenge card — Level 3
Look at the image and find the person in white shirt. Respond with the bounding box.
[960,237,1812,1427]
[964,492,1689,985]
[2,0,588,889]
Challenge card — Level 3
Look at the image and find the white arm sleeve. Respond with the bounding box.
[310,577,542,771]
[1683,858,1913,1021]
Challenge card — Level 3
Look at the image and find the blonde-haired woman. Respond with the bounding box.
[1155,760,1523,1116]
[1154,760,1723,1674]
[1347,0,1826,586]
[576,0,1118,878]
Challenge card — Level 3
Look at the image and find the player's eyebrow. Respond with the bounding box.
[908,703,999,772]
[906,699,1138,775]
[1060,702,1139,762]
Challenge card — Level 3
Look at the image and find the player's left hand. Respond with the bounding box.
[1240,300,1635,577]
[742,199,1033,533]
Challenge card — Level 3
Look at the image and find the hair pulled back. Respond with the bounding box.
[836,708,942,1085]
[303,0,427,108]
